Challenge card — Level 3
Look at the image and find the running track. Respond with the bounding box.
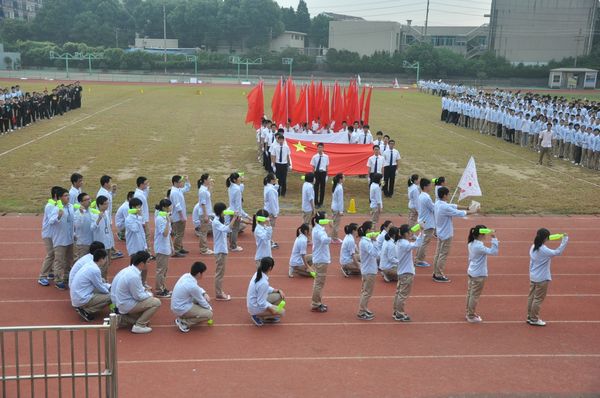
[1,214,599,397]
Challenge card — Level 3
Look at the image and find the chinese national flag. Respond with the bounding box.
[287,138,372,176]
[245,81,264,129]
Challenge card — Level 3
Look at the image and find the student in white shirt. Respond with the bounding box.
[393,224,424,322]
[466,225,499,323]
[247,257,285,326]
[68,241,105,287]
[96,175,122,259]
[433,176,447,203]
[379,227,399,283]
[70,249,111,322]
[169,175,191,255]
[125,198,147,257]
[301,172,315,225]
[369,173,383,225]
[310,143,329,208]
[270,132,290,197]
[357,221,380,320]
[134,176,153,256]
[90,196,114,279]
[330,173,344,243]
[73,192,93,261]
[263,173,280,249]
[288,223,315,278]
[69,173,83,205]
[311,211,333,313]
[366,146,384,183]
[197,174,215,255]
[50,187,74,290]
[38,187,61,286]
[226,172,250,252]
[171,261,213,333]
[527,228,569,326]
[357,124,373,144]
[406,174,420,227]
[115,191,134,242]
[112,251,161,334]
[538,122,554,166]
[340,223,361,277]
[153,199,174,298]
[382,139,401,197]
[372,130,384,148]
[415,179,435,268]
[212,202,237,301]
[253,209,273,268]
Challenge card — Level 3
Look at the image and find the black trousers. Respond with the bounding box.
[314,171,327,207]
[383,165,397,197]
[275,163,288,196]
[496,124,503,138]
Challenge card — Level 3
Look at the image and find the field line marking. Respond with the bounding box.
[0,98,133,159]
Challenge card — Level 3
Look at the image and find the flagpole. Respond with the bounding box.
[449,186,460,204]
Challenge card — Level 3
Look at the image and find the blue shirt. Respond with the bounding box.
[68,253,93,288]
[169,182,191,222]
[70,262,110,308]
[41,202,55,239]
[289,234,308,267]
[228,183,248,218]
[211,217,231,254]
[417,192,435,230]
[379,239,399,270]
[125,214,146,255]
[263,184,279,217]
[153,213,172,256]
[340,234,356,265]
[311,224,331,264]
[50,204,74,247]
[198,186,214,216]
[254,223,273,261]
[359,237,379,275]
[396,234,424,275]
[74,208,93,246]
[529,237,569,282]
[467,238,499,277]
[171,273,211,316]
[434,201,467,241]
[91,211,114,250]
[246,273,275,315]
[134,188,150,223]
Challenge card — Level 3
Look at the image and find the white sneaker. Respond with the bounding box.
[131,324,152,334]
[230,246,243,252]
[202,249,214,255]
[288,267,294,278]
[466,315,482,323]
[528,318,546,326]
[175,318,190,333]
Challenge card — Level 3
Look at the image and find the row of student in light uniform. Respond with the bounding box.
[418,80,479,97]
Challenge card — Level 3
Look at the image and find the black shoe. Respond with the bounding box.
[171,252,186,258]
[178,249,189,254]
[155,289,172,298]
[432,274,451,283]
[76,307,94,322]
[149,255,156,261]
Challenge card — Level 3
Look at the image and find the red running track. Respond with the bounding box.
[0,214,599,397]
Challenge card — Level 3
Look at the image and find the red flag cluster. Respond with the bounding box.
[246,78,373,130]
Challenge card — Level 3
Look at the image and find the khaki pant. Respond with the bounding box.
[341,258,361,275]
[39,237,55,278]
[74,244,89,262]
[415,228,434,263]
[311,263,328,307]
[81,293,111,314]
[180,304,213,327]
[585,149,594,168]
[198,217,211,253]
[53,245,74,283]
[564,142,571,160]
[527,280,549,322]
[433,237,453,277]
[119,297,161,327]
[214,253,227,296]
[407,208,418,227]
[229,218,241,249]
[172,220,186,252]
[291,254,313,277]
[255,292,283,319]
[539,147,552,166]
[393,273,414,315]
[331,211,342,240]
[593,152,600,170]
[358,274,376,315]
[302,211,313,226]
[370,208,380,226]
[466,275,486,317]
[100,248,112,281]
[143,223,153,254]
[155,253,169,292]
[381,267,398,282]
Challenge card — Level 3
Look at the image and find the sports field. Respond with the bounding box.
[0,79,599,215]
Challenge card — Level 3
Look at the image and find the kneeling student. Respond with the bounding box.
[340,223,361,277]
[171,262,213,333]
[246,257,285,327]
[70,249,111,322]
[288,223,315,278]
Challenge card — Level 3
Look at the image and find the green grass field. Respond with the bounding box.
[0,80,599,215]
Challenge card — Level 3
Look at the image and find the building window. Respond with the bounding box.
[431,36,456,46]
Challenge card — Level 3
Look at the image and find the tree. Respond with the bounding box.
[0,19,32,44]
[309,14,329,48]
[281,7,296,31]
[295,0,310,34]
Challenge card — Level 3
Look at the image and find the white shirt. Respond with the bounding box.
[91,211,114,250]
[246,273,275,315]
[366,155,384,174]
[96,187,113,215]
[359,237,379,275]
[529,237,569,282]
[270,142,291,164]
[289,234,308,267]
[70,262,110,308]
[340,234,356,265]
[74,208,93,246]
[115,201,129,230]
[369,183,383,209]
[434,201,467,241]
[69,186,80,205]
[170,182,191,222]
[540,129,553,148]
[68,253,93,288]
[134,188,150,223]
[171,273,212,316]
[50,204,74,247]
[310,153,329,172]
[356,131,373,144]
[41,202,55,239]
[153,213,172,256]
[407,184,420,210]
[228,183,248,218]
[254,224,273,261]
[192,203,201,228]
[125,213,146,255]
[311,224,331,264]
[263,184,279,217]
[468,238,499,277]
[113,265,151,314]
[212,217,231,254]
[396,234,424,275]
[198,186,213,216]
[379,239,399,270]
[331,184,344,213]
[301,182,315,212]
[383,148,400,167]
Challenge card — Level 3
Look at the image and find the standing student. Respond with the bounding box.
[69,173,83,205]
[73,192,93,261]
[270,133,290,196]
[301,172,316,225]
[169,175,191,255]
[288,223,315,278]
[382,140,401,197]
[539,122,554,166]
[340,223,361,277]
[263,173,280,249]
[50,187,74,290]
[330,173,344,243]
[212,202,237,301]
[226,172,250,252]
[154,199,173,298]
[125,198,147,257]
[311,211,333,313]
[134,176,153,257]
[253,209,273,268]
[380,226,399,283]
[393,224,425,322]
[115,191,134,242]
[433,177,446,203]
[433,187,477,283]
[90,196,114,279]
[311,143,329,208]
[197,174,214,255]
[171,261,213,333]
[407,174,420,227]
[465,225,499,323]
[366,145,384,184]
[97,175,122,259]
[38,186,61,286]
[527,228,569,326]
[247,257,286,326]
[369,173,383,225]
[357,221,379,320]
[70,249,111,322]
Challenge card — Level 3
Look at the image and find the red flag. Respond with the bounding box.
[287,139,372,176]
[363,86,373,125]
[332,82,345,131]
[308,80,316,125]
[271,78,283,125]
[292,85,307,126]
[285,78,296,124]
[345,80,358,123]
[359,86,366,122]
[245,81,264,129]
[321,86,330,126]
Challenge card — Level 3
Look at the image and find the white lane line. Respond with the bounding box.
[0,98,133,159]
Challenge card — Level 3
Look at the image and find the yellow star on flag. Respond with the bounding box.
[294,141,307,153]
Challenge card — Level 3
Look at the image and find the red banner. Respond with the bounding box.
[287,138,372,176]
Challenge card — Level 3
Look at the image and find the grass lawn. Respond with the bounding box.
[0,80,599,215]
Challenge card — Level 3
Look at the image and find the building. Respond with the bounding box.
[0,0,42,21]
[489,0,599,65]
[403,24,489,59]
[270,31,306,53]
[548,68,598,89]
[319,12,364,21]
[134,37,179,50]
[0,43,21,69]
[329,20,402,57]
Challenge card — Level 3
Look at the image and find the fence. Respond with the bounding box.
[0,313,118,398]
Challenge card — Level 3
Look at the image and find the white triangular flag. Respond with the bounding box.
[458,156,482,201]
[357,74,361,86]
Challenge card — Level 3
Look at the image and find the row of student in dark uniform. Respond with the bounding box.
[0,82,83,134]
